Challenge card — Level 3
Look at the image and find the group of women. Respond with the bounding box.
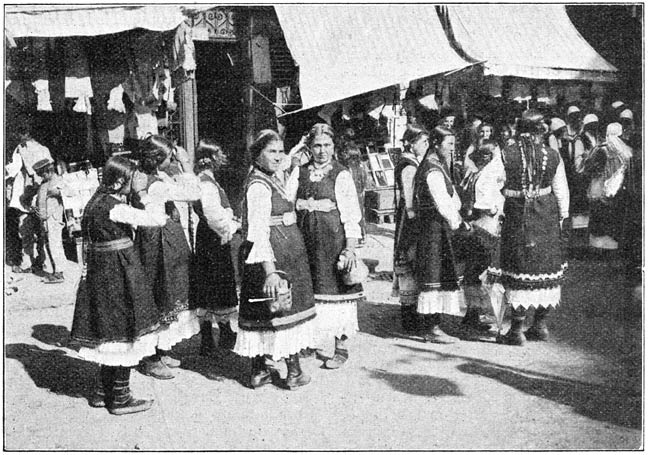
[70,123,365,415]
[394,109,570,346]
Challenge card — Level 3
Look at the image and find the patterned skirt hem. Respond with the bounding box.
[505,287,561,309]
[233,317,317,360]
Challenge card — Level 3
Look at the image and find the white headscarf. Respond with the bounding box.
[606,122,633,162]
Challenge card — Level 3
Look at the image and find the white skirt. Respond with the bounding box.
[417,289,465,316]
[233,317,317,361]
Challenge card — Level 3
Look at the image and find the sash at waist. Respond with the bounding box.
[89,237,133,252]
[269,211,297,226]
[503,186,552,199]
[296,197,337,213]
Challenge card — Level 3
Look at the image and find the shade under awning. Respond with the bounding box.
[274,4,471,112]
[5,5,190,38]
[445,4,618,82]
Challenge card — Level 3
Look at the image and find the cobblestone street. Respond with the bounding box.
[3,224,642,450]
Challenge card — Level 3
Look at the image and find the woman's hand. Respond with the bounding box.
[338,248,357,272]
[131,170,148,194]
[263,272,288,299]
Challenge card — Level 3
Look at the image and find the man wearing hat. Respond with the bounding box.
[5,129,52,273]
[498,109,570,345]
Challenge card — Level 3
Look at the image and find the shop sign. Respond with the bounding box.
[192,8,236,41]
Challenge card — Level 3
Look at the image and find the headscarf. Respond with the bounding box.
[606,122,633,163]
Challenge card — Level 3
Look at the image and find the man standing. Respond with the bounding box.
[5,130,53,273]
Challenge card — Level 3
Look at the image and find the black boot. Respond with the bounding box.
[461,307,492,333]
[497,307,527,346]
[285,354,311,389]
[199,321,216,356]
[324,336,349,369]
[421,314,459,344]
[106,367,154,415]
[249,356,273,389]
[217,322,237,350]
[525,307,550,341]
[400,304,419,333]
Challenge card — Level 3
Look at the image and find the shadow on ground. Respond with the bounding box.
[5,343,99,402]
[364,367,463,397]
[395,343,641,430]
[175,336,250,387]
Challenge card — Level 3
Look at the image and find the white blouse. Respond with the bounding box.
[552,157,570,220]
[146,170,202,221]
[426,170,463,231]
[197,170,238,244]
[333,169,362,239]
[108,194,168,227]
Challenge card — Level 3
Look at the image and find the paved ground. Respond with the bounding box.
[3,224,643,450]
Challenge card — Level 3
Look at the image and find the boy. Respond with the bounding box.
[33,159,67,283]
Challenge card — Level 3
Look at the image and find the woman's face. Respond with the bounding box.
[479,126,493,140]
[310,134,335,165]
[256,140,285,173]
[159,150,173,172]
[411,134,429,158]
[442,116,456,130]
[436,135,455,162]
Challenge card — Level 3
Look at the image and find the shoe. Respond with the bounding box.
[285,354,311,389]
[324,352,348,369]
[43,273,64,284]
[524,326,549,341]
[139,359,175,380]
[160,355,181,368]
[88,390,105,408]
[107,397,154,415]
[249,356,273,389]
[496,330,526,346]
[461,308,493,333]
[421,326,459,344]
[10,265,22,274]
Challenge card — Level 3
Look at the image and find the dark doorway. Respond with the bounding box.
[195,41,248,214]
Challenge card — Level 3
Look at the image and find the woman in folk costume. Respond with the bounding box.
[295,123,364,369]
[393,124,429,333]
[413,126,471,344]
[70,157,168,415]
[235,129,316,389]
[582,122,633,254]
[135,135,202,379]
[498,110,570,345]
[459,140,506,334]
[189,139,240,355]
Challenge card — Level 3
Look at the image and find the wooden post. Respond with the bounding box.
[179,78,198,156]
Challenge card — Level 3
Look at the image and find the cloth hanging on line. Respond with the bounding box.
[63,38,93,113]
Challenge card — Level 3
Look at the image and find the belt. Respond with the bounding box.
[269,211,297,226]
[503,186,552,199]
[295,197,338,213]
[89,237,133,252]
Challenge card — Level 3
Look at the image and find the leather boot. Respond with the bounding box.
[139,355,175,380]
[525,307,550,341]
[285,354,311,389]
[324,336,349,369]
[199,321,216,356]
[400,304,419,333]
[217,322,237,350]
[461,307,492,333]
[107,367,154,416]
[249,356,273,389]
[497,307,527,346]
[421,314,459,344]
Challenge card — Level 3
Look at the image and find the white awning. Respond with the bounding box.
[274,5,471,112]
[445,5,618,82]
[5,5,191,38]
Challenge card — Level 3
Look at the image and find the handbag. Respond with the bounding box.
[249,271,293,314]
[340,256,369,285]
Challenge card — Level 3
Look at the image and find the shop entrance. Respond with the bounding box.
[194,40,247,211]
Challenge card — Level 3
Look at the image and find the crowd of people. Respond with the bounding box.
[4,97,640,416]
